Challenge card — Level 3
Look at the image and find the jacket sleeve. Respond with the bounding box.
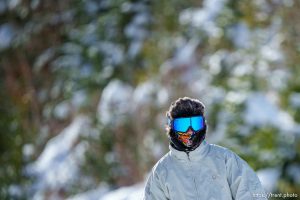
[143,164,169,200]
[226,152,267,200]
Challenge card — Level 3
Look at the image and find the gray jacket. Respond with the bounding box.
[144,140,267,200]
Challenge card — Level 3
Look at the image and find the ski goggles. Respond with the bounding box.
[168,116,205,133]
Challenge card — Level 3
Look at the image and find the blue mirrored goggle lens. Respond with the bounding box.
[191,116,204,131]
[173,116,204,132]
[173,118,190,132]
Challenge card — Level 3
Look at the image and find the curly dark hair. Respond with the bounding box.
[166,97,205,120]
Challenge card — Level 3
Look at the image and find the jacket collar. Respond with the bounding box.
[169,140,210,161]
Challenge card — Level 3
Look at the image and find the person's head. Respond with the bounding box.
[166,97,207,152]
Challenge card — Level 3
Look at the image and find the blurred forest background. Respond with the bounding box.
[0,0,300,199]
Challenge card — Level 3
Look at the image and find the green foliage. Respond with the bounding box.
[0,70,29,199]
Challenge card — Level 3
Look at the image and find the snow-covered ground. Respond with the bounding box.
[66,183,144,200]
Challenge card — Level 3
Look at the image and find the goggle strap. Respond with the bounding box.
[167,117,171,126]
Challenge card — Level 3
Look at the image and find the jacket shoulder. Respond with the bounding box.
[208,143,237,160]
[151,152,170,175]
[208,143,250,170]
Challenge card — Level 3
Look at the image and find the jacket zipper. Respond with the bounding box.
[187,152,200,199]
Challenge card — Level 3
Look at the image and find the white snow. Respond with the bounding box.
[268,69,290,91]
[132,81,157,107]
[61,42,83,54]
[84,0,99,14]
[53,101,70,119]
[67,184,110,200]
[71,90,87,108]
[259,18,284,62]
[179,0,227,37]
[159,38,202,87]
[207,110,230,143]
[0,23,15,50]
[99,183,144,200]
[127,40,142,59]
[227,22,251,48]
[206,87,227,104]
[98,80,133,125]
[282,0,294,7]
[233,60,254,77]
[23,144,35,160]
[98,42,124,65]
[156,87,169,106]
[8,184,22,198]
[289,93,300,108]
[52,54,82,68]
[79,23,97,45]
[66,183,144,200]
[27,116,90,198]
[173,38,199,67]
[208,50,227,75]
[159,38,201,87]
[143,130,165,160]
[257,168,280,192]
[124,6,150,58]
[244,92,295,132]
[33,48,55,71]
[8,0,21,10]
[124,13,149,40]
[225,91,247,105]
[260,33,284,62]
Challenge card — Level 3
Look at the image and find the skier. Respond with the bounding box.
[143,97,267,200]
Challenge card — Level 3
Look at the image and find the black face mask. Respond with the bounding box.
[169,124,207,152]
